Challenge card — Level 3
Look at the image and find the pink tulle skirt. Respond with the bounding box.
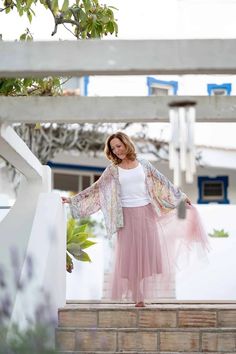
[110,203,209,303]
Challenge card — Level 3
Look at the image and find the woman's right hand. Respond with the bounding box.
[61,196,71,204]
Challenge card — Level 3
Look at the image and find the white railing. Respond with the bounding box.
[0,123,66,331]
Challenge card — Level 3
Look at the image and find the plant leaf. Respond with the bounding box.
[73,250,91,262]
[67,243,82,256]
[80,240,96,249]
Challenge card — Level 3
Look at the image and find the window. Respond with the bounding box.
[61,76,90,96]
[197,176,229,204]
[53,172,102,193]
[147,77,178,96]
[80,175,92,190]
[94,174,101,182]
[62,77,81,90]
[207,83,232,96]
[48,161,104,193]
[150,86,169,96]
[54,173,78,193]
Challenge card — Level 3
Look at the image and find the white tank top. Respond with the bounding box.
[118,163,151,207]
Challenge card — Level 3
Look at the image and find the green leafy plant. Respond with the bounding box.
[0,0,118,97]
[66,218,96,273]
[208,228,229,238]
[0,76,62,96]
[0,0,118,39]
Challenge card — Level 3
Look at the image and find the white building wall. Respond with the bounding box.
[87,74,236,97]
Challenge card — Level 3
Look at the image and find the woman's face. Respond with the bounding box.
[110,138,127,160]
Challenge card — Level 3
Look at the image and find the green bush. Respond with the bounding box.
[208,228,229,238]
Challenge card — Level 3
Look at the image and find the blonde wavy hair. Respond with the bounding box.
[104,132,137,165]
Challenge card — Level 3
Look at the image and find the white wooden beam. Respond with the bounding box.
[1,40,236,76]
[1,96,236,123]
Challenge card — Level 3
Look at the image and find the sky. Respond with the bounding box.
[2,0,236,40]
[1,0,236,148]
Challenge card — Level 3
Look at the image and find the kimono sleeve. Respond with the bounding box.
[69,180,101,219]
[148,160,187,208]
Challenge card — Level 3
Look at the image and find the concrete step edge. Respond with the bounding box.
[57,352,236,354]
[59,305,236,311]
[56,326,236,332]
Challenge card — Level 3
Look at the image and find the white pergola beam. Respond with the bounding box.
[1,40,236,76]
[0,123,43,179]
[1,96,236,123]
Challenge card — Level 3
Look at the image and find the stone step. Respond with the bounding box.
[58,304,236,329]
[56,327,236,352]
[56,303,236,353]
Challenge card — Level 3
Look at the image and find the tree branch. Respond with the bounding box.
[0,2,15,12]
[52,16,81,36]
[44,1,81,37]
[62,23,77,38]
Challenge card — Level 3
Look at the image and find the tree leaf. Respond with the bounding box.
[18,7,24,16]
[106,21,114,34]
[113,21,118,34]
[26,0,34,10]
[82,0,92,13]
[108,6,118,10]
[61,0,69,12]
[27,10,33,23]
[20,33,27,41]
[100,15,109,24]
[29,7,35,16]
[51,0,59,13]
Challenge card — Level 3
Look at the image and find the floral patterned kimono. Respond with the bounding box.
[70,158,187,238]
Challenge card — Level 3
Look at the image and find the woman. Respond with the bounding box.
[62,132,209,307]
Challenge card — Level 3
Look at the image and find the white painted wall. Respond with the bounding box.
[87,74,236,97]
[176,204,236,300]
